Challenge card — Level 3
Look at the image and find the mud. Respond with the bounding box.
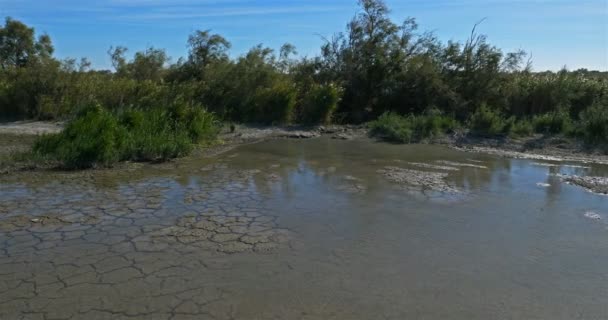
[435,160,488,169]
[378,166,459,194]
[558,174,608,195]
[408,162,461,171]
[2,132,608,319]
[0,120,63,135]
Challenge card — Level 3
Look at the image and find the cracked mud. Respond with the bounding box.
[2,137,608,320]
[0,164,293,319]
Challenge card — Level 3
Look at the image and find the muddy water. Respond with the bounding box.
[1,138,608,320]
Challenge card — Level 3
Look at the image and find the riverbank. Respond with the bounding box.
[1,120,607,171]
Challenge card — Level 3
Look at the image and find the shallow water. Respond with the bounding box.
[1,138,608,320]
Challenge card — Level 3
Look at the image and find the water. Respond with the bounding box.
[1,138,607,319]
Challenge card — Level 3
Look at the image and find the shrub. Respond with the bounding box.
[299,83,342,124]
[369,111,458,143]
[508,118,534,137]
[252,82,297,125]
[369,112,413,143]
[578,102,608,144]
[33,105,127,168]
[121,108,193,162]
[415,108,459,138]
[468,104,510,136]
[532,110,572,134]
[33,104,219,168]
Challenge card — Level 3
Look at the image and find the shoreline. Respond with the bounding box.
[1,121,608,175]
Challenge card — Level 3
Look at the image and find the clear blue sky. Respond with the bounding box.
[1,0,606,71]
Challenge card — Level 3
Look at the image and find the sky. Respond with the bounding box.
[0,0,606,71]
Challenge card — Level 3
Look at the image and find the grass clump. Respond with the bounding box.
[369,111,458,143]
[33,103,219,169]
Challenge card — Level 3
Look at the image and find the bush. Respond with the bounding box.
[369,111,458,143]
[532,110,572,134]
[578,102,608,144]
[508,118,534,137]
[33,105,127,168]
[369,112,413,143]
[252,82,297,125]
[415,108,459,138]
[468,104,510,136]
[121,108,193,162]
[299,83,342,124]
[33,104,219,168]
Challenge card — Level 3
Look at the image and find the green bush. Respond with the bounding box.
[468,104,510,136]
[299,83,342,124]
[415,108,459,138]
[33,104,219,168]
[508,118,534,137]
[369,111,458,143]
[33,105,127,168]
[252,82,297,125]
[532,111,572,134]
[121,108,193,162]
[369,112,413,143]
[578,102,608,144]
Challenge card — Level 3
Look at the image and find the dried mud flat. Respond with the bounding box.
[0,166,294,319]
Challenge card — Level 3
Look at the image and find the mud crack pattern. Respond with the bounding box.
[0,167,292,319]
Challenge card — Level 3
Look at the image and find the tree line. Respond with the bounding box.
[1,0,607,167]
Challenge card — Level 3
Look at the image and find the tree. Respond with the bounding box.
[108,46,128,74]
[0,17,54,69]
[187,30,231,68]
[128,47,169,82]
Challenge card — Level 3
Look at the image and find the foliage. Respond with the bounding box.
[298,83,342,124]
[33,104,219,168]
[369,111,458,143]
[532,110,572,135]
[578,102,608,144]
[369,112,414,143]
[468,104,510,136]
[1,1,608,147]
[33,106,127,168]
[508,118,534,137]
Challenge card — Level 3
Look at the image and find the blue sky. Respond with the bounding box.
[1,0,606,71]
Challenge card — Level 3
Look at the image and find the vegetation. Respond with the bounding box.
[32,104,218,168]
[1,0,607,167]
[369,111,458,143]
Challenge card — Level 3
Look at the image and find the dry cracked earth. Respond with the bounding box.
[0,165,292,320]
